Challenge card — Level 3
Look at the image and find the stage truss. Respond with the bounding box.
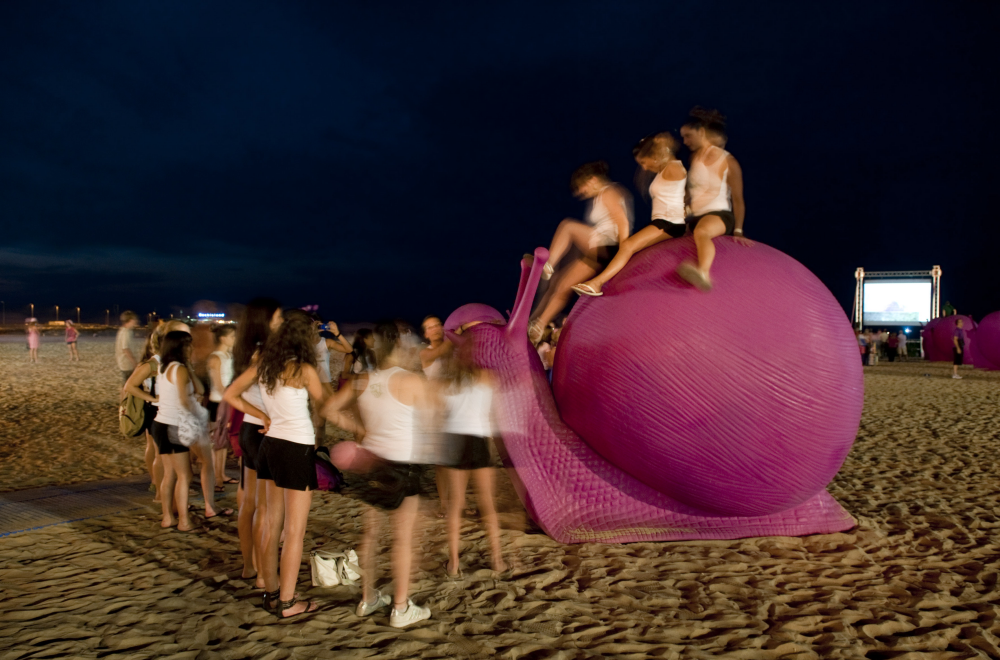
[852,266,942,329]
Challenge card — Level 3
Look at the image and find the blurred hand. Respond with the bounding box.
[261,415,272,434]
[328,321,340,335]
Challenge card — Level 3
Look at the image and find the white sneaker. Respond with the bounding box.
[952,374,962,379]
[389,599,431,628]
[356,590,391,617]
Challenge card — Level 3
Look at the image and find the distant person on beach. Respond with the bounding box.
[65,320,79,361]
[953,319,967,379]
[897,330,908,361]
[225,297,282,588]
[943,301,956,316]
[26,318,39,363]
[115,311,139,383]
[207,325,237,491]
[342,328,376,383]
[312,316,352,438]
[528,161,633,344]
[436,333,507,577]
[323,320,433,628]
[420,315,452,517]
[857,329,868,366]
[886,330,898,362]
[573,132,687,298]
[226,309,323,619]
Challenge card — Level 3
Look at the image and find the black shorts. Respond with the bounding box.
[591,244,619,269]
[256,436,318,491]
[954,341,964,366]
[140,402,157,436]
[150,420,190,455]
[206,401,220,423]
[650,219,687,238]
[443,434,492,470]
[239,421,265,472]
[353,461,423,511]
[686,210,736,236]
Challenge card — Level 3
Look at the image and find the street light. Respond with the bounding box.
[106,309,110,326]
[1,301,4,326]
[76,307,80,324]
[55,305,59,322]
[30,303,34,317]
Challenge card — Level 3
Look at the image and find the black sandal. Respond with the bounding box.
[262,589,280,613]
[278,597,317,619]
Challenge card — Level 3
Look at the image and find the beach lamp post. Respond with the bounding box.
[1,301,4,325]
[76,307,80,323]
[30,303,34,317]
[106,309,110,326]
[55,305,59,322]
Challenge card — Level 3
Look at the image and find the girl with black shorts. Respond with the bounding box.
[224,298,282,588]
[227,309,320,619]
[435,331,507,577]
[323,320,432,628]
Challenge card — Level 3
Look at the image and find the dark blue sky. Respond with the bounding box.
[1,1,997,324]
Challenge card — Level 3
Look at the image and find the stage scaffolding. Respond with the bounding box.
[852,266,942,330]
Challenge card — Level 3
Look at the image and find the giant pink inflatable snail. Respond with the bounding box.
[445,237,862,543]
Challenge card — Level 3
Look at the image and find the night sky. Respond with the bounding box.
[1,1,998,325]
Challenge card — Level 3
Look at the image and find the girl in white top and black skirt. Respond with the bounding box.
[435,333,507,577]
[226,309,323,619]
[224,297,282,590]
[323,320,433,628]
[207,324,237,491]
[573,132,687,297]
[528,161,633,343]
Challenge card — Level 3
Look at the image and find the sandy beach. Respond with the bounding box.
[2,340,1000,658]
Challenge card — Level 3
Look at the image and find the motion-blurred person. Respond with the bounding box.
[953,319,967,379]
[675,108,751,291]
[886,330,899,362]
[313,317,352,437]
[26,318,39,363]
[342,328,376,383]
[856,329,868,366]
[226,309,323,618]
[420,316,452,379]
[207,325,238,491]
[224,297,282,587]
[897,330,908,361]
[573,133,687,297]
[115,311,140,382]
[528,161,633,343]
[323,320,432,628]
[437,335,507,577]
[65,320,79,361]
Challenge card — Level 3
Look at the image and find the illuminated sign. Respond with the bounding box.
[197,313,225,318]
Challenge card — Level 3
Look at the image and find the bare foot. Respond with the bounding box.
[160,518,177,529]
[492,559,509,573]
[447,559,461,577]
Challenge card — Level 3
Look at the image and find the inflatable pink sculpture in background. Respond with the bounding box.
[970,311,1000,370]
[445,237,861,544]
[921,315,979,365]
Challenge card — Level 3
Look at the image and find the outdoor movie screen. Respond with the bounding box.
[863,281,931,324]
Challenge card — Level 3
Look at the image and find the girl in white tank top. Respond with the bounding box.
[573,132,688,297]
[528,161,633,344]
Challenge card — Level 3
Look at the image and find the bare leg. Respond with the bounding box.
[145,433,161,502]
[174,452,193,531]
[278,488,315,616]
[579,226,675,293]
[238,463,258,580]
[191,442,219,516]
[547,218,594,268]
[214,447,228,487]
[435,466,449,518]
[253,474,272,590]
[534,259,598,330]
[261,479,285,593]
[472,467,506,571]
[692,215,727,278]
[392,495,420,610]
[160,454,178,528]
[446,468,470,575]
[359,507,383,604]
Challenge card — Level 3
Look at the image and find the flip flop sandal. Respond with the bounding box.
[214,485,226,493]
[204,508,234,519]
[676,261,713,292]
[541,262,554,280]
[277,597,318,619]
[223,477,239,485]
[571,283,603,297]
[528,320,544,345]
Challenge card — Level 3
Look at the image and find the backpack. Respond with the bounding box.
[118,361,155,438]
[315,446,345,492]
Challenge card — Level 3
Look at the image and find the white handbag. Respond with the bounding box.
[310,549,362,587]
[177,402,210,447]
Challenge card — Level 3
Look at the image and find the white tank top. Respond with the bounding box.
[242,382,266,425]
[209,350,234,402]
[688,145,731,216]
[443,381,493,437]
[357,366,415,463]
[423,357,443,380]
[258,379,314,445]
[145,354,161,407]
[154,362,192,426]
[315,338,332,383]
[649,168,687,224]
[587,185,632,248]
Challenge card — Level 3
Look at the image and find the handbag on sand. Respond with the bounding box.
[310,549,362,587]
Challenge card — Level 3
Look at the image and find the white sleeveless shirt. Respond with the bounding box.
[443,381,493,438]
[357,366,416,463]
[587,185,632,248]
[649,168,687,225]
[145,354,161,407]
[242,383,266,425]
[258,379,314,445]
[688,145,731,216]
[209,350,234,402]
[154,362,192,426]
[315,338,332,383]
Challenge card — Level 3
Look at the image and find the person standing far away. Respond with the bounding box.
[26,318,40,363]
[420,315,453,518]
[886,329,898,362]
[65,319,80,361]
[952,318,967,379]
[897,329,908,361]
[942,300,956,316]
[856,329,868,366]
[116,311,140,384]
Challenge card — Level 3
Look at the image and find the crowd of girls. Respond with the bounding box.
[527,107,750,344]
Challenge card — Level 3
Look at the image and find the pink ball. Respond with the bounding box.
[553,237,862,517]
[921,315,976,363]
[329,441,380,473]
[974,311,1000,369]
